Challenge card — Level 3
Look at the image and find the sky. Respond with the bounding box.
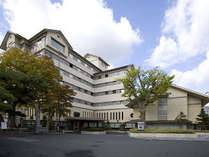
[0,0,209,94]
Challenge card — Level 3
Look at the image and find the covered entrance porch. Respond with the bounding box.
[66,117,104,131]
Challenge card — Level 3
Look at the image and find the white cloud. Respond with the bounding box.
[171,51,209,93]
[146,0,209,93]
[147,0,209,68]
[1,0,142,65]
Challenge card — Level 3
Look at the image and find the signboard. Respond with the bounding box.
[137,122,144,131]
[1,122,7,130]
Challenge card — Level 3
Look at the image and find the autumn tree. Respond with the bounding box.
[0,48,61,130]
[120,66,174,122]
[42,83,75,130]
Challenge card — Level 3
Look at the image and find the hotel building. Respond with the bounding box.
[1,29,209,129]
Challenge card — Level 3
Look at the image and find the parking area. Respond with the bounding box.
[0,134,209,157]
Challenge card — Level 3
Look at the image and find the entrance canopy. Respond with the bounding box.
[66,117,104,122]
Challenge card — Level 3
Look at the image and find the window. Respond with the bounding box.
[113,90,116,94]
[105,91,108,95]
[105,74,108,78]
[119,112,121,120]
[122,112,124,120]
[158,97,168,120]
[70,64,73,68]
[74,112,80,117]
[116,112,118,120]
[110,112,112,120]
[51,38,65,53]
[68,53,73,58]
[113,112,115,120]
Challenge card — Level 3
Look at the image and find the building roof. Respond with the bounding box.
[66,117,104,121]
[0,29,102,72]
[84,53,110,66]
[0,31,29,50]
[94,64,133,75]
[71,50,102,72]
[29,28,73,49]
[171,84,209,102]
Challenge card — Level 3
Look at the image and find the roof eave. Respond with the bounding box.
[0,31,11,50]
[171,84,209,102]
[94,64,133,75]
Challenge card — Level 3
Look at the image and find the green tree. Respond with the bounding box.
[0,70,15,111]
[196,108,209,130]
[0,68,49,128]
[120,66,174,122]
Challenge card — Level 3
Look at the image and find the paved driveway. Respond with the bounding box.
[0,134,209,157]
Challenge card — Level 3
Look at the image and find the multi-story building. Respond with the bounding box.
[1,29,209,129]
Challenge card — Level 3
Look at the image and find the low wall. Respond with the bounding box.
[129,132,197,139]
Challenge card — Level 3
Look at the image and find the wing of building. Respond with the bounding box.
[1,29,209,129]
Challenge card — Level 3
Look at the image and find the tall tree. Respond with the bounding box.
[196,108,209,130]
[120,66,174,122]
[42,84,75,130]
[0,68,49,128]
[0,70,15,111]
[0,48,61,129]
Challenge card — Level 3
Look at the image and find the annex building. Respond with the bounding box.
[1,29,209,129]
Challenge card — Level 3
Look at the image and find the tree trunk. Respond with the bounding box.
[8,113,16,128]
[35,103,41,133]
[140,111,146,122]
[47,113,52,131]
[8,105,17,128]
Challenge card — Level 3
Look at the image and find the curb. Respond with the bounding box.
[81,131,106,135]
[128,132,198,139]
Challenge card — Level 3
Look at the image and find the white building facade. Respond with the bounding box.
[1,29,136,127]
[1,29,209,129]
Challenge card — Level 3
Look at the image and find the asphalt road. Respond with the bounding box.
[0,134,209,157]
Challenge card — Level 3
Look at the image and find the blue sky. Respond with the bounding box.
[0,0,209,94]
[105,0,168,69]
